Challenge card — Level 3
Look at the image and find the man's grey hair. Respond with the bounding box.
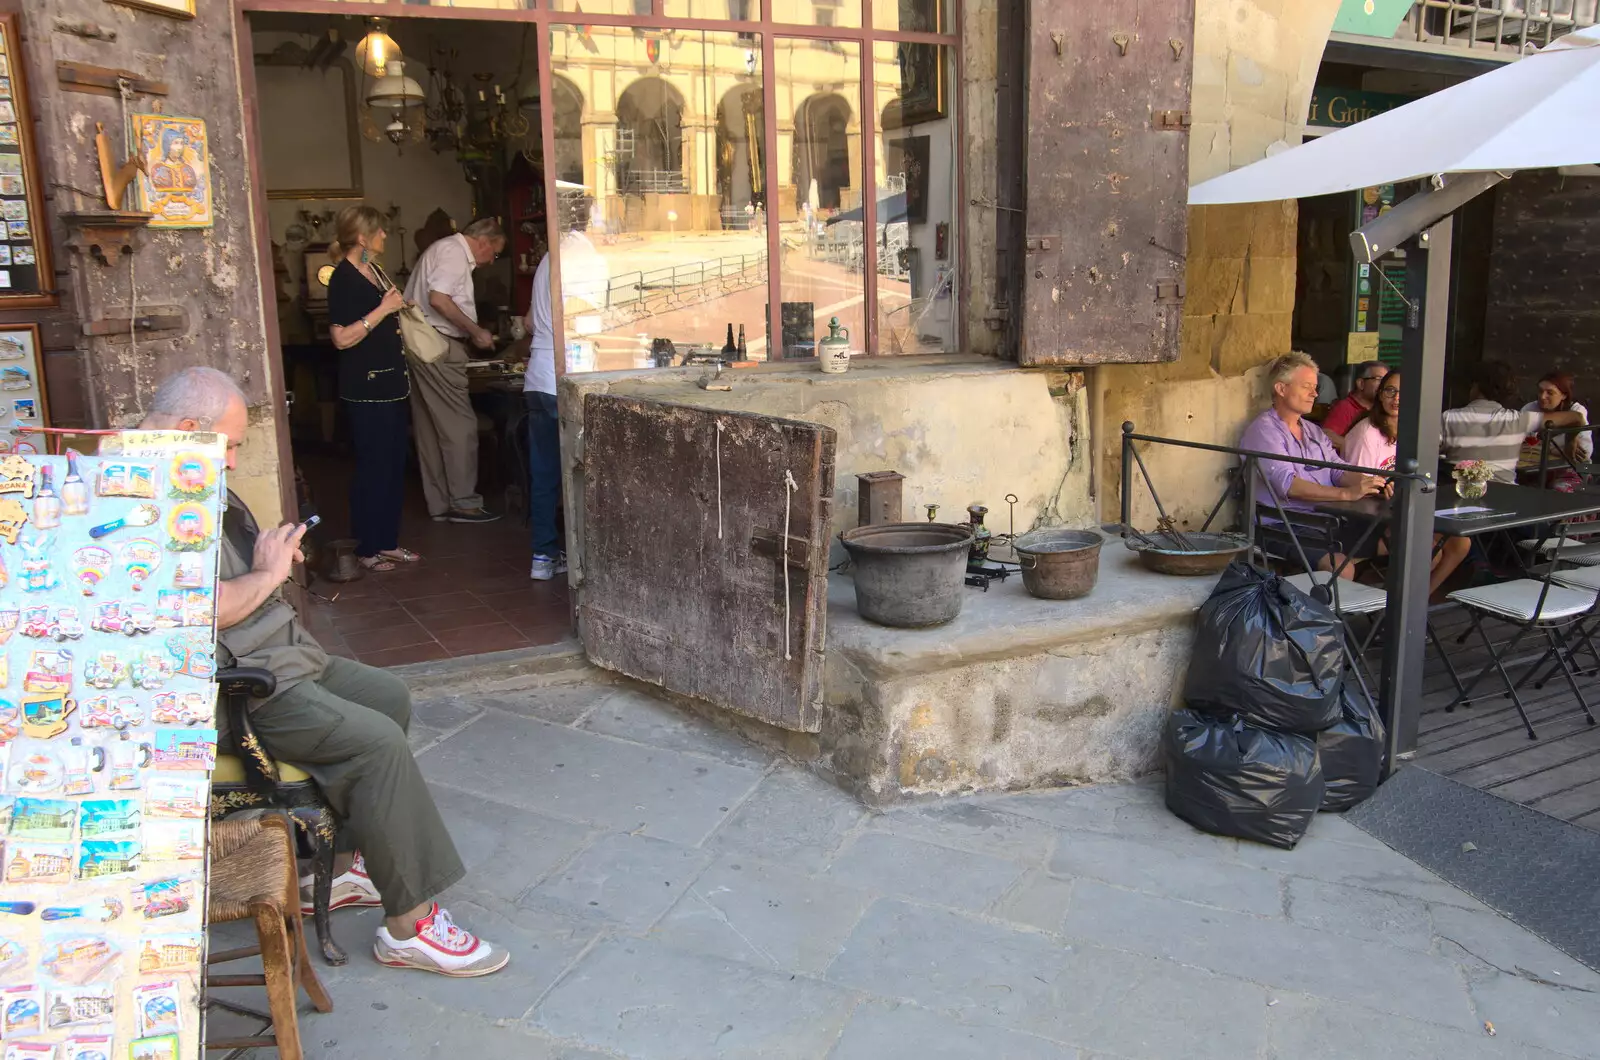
[147,366,246,428]
[461,217,505,242]
[1267,351,1320,391]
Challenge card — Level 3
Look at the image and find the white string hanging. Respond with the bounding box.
[714,420,727,539]
[781,469,798,661]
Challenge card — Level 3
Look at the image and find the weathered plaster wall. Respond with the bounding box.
[1097,0,1342,528]
[19,0,283,523]
[962,0,1000,357]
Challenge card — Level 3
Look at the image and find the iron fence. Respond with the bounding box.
[1399,0,1600,52]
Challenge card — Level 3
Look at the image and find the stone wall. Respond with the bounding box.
[1097,0,1343,528]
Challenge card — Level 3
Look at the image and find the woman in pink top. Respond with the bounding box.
[1340,370,1472,595]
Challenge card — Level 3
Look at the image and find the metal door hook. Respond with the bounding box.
[1112,33,1131,56]
[1051,31,1064,56]
[1169,38,1185,60]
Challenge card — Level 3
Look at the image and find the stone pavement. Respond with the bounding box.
[211,672,1600,1060]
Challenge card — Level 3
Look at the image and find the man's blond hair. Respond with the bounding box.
[1268,351,1319,391]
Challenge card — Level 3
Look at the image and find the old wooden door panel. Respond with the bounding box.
[1020,0,1193,365]
[580,394,836,732]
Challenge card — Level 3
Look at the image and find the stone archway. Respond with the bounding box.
[793,92,853,211]
[716,84,765,214]
[615,76,687,194]
[552,74,585,186]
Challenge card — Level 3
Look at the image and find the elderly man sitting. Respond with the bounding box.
[143,367,507,978]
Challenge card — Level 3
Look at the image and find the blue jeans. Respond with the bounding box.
[524,391,562,556]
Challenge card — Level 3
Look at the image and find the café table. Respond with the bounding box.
[1313,481,1600,542]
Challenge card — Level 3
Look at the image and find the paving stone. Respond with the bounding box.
[867,800,1062,863]
[705,767,867,872]
[1430,903,1600,991]
[1060,881,1479,1032]
[578,688,774,768]
[651,853,874,973]
[409,694,484,751]
[987,870,1076,934]
[825,899,1269,1058]
[1233,827,1491,910]
[1312,814,1392,850]
[524,831,711,932]
[1284,876,1436,953]
[421,710,763,845]
[475,680,618,725]
[295,992,609,1060]
[824,832,1027,912]
[827,1000,1078,1060]
[429,784,593,904]
[311,897,599,1023]
[1091,790,1248,859]
[1049,829,1283,916]
[1263,993,1548,1060]
[985,785,1125,833]
[1469,970,1600,1059]
[534,935,856,1059]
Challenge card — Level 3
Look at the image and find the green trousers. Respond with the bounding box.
[220,656,465,916]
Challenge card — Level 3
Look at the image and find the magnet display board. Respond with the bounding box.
[0,432,225,1060]
[0,13,56,308]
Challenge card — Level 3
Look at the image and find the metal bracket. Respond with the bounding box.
[1024,235,1054,252]
[1112,33,1131,56]
[56,61,168,98]
[750,528,811,571]
[1155,110,1192,130]
[1155,280,1186,304]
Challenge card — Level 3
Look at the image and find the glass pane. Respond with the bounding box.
[873,41,956,353]
[770,0,863,30]
[548,29,771,373]
[872,0,947,31]
[660,0,759,20]
[774,38,864,358]
[549,0,650,13]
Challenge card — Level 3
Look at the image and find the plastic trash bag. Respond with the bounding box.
[1183,562,1344,733]
[1164,707,1324,849]
[1318,683,1387,812]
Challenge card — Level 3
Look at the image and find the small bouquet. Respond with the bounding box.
[1453,459,1494,499]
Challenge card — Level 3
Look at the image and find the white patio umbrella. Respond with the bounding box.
[1190,25,1600,205]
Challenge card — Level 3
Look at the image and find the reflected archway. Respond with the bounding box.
[793,92,853,211]
[615,77,686,194]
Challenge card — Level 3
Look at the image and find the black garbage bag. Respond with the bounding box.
[1318,682,1387,812]
[1183,561,1344,733]
[1164,707,1324,849]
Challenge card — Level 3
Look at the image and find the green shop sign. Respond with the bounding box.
[1331,0,1414,38]
[1308,88,1415,128]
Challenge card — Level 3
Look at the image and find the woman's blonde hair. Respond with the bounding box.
[328,205,385,263]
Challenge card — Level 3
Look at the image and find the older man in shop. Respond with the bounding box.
[142,366,509,978]
[404,217,506,524]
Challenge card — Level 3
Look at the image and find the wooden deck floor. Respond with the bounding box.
[1390,605,1600,832]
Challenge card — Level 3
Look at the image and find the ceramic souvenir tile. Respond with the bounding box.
[135,934,200,976]
[45,982,116,1028]
[76,840,141,880]
[0,982,40,1034]
[78,800,140,840]
[8,797,75,841]
[131,114,212,229]
[39,935,120,987]
[132,979,180,1036]
[149,731,213,772]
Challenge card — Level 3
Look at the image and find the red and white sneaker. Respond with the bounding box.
[299,852,383,916]
[372,904,509,978]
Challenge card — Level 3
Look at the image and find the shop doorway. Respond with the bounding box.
[245,10,570,665]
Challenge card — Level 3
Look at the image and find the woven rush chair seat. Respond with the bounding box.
[206,814,332,1059]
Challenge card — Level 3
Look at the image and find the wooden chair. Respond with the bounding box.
[206,813,333,1059]
[209,667,346,965]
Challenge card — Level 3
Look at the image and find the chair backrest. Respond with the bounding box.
[1253,503,1344,576]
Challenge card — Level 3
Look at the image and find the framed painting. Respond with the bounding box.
[0,323,49,432]
[895,43,948,126]
[0,13,58,308]
[131,114,214,229]
[254,52,365,201]
[106,0,196,19]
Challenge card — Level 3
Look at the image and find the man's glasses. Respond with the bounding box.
[1362,375,1387,383]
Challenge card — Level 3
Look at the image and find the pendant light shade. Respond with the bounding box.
[355,18,401,78]
[367,60,426,110]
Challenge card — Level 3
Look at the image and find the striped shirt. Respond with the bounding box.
[1441,399,1542,483]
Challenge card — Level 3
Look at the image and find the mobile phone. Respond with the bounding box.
[301,514,322,531]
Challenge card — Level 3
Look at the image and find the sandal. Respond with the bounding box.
[358,556,398,573]
[378,548,422,563]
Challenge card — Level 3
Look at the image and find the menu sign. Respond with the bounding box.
[0,14,54,308]
[0,432,224,1060]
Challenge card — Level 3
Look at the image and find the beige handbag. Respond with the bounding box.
[373,263,448,364]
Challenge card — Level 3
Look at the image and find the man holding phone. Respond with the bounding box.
[141,367,509,978]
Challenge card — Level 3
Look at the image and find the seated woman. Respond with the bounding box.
[1520,369,1592,491]
[1341,369,1472,595]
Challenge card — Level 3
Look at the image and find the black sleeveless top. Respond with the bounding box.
[325,259,409,403]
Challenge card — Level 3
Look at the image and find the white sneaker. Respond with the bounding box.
[372,904,509,977]
[299,851,383,916]
[530,553,568,581]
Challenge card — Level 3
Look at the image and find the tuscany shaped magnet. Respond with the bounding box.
[0,498,25,546]
[0,454,33,497]
[40,897,124,925]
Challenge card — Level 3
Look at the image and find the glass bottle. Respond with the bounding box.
[61,450,89,517]
[736,324,747,360]
[721,323,738,361]
[33,465,62,530]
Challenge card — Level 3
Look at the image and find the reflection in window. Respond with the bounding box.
[873,0,946,32]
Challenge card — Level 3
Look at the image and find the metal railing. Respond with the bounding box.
[597,252,768,324]
[1399,0,1600,52]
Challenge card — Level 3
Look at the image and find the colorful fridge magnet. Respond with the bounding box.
[46,607,83,643]
[59,738,104,797]
[129,651,172,690]
[40,938,120,987]
[0,984,40,1035]
[78,800,138,840]
[136,933,201,975]
[5,844,71,884]
[172,556,205,589]
[150,692,208,727]
[81,695,143,732]
[91,602,155,638]
[167,450,215,501]
[133,979,181,1037]
[163,632,213,679]
[46,985,118,1028]
[8,748,64,795]
[164,502,213,553]
[131,875,194,922]
[82,652,128,690]
[29,468,59,531]
[0,455,34,497]
[181,589,214,628]
[20,695,75,741]
[144,776,205,819]
[17,608,46,640]
[60,451,90,518]
[4,1041,56,1060]
[0,499,25,546]
[86,502,159,540]
[150,729,213,772]
[141,821,203,862]
[21,651,71,694]
[40,897,123,924]
[105,733,151,792]
[0,797,15,832]
[0,612,15,647]
[0,656,6,689]
[76,840,140,880]
[94,462,154,499]
[0,702,17,742]
[0,939,24,979]
[16,534,55,592]
[130,1036,179,1060]
[70,547,111,596]
[117,538,161,590]
[60,1035,113,1060]
[9,798,76,842]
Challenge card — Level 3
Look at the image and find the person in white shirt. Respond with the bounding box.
[1520,369,1592,489]
[402,217,506,523]
[524,198,608,581]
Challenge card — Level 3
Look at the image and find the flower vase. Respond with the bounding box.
[1455,478,1488,501]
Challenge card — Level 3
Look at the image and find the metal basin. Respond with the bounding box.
[1125,531,1249,576]
[1013,529,1103,600]
[840,522,975,627]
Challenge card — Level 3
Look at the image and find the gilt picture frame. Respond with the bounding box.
[106,0,197,20]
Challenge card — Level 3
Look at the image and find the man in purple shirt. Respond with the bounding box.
[1240,352,1382,576]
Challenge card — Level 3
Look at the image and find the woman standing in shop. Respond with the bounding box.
[326,204,421,572]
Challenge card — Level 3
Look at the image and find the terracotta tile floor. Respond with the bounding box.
[295,455,571,666]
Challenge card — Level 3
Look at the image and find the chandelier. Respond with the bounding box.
[361,60,426,148]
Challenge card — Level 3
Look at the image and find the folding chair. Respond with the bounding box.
[1444,554,1598,739]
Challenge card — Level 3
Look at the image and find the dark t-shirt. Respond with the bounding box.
[326,259,408,403]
